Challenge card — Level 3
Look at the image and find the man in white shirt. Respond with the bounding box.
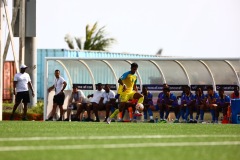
[86,83,104,122]
[99,84,116,122]
[10,64,35,120]
[47,70,67,121]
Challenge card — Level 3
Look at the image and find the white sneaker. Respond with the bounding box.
[106,117,111,124]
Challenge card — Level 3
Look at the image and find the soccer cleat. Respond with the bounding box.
[64,118,69,121]
[106,117,111,124]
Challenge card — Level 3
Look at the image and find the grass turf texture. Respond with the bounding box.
[0,122,239,160]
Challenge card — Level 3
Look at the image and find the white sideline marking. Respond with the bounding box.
[0,141,240,152]
[0,134,239,142]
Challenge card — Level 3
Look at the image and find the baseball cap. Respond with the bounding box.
[20,64,28,69]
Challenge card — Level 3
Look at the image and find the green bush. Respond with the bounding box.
[2,101,44,115]
[28,101,44,114]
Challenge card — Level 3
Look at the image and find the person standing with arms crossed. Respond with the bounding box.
[46,70,67,121]
[10,64,35,120]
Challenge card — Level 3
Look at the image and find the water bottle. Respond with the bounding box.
[155,116,158,123]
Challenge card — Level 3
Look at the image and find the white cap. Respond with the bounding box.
[20,64,28,69]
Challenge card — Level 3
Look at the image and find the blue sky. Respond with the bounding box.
[6,0,240,59]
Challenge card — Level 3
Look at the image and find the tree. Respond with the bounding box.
[64,22,115,51]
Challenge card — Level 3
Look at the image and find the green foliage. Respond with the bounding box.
[2,102,14,107]
[2,101,44,114]
[65,22,116,51]
[28,101,44,114]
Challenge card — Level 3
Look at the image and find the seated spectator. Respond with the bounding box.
[194,86,205,123]
[205,86,219,123]
[231,86,239,99]
[142,86,154,123]
[216,87,230,123]
[98,84,116,122]
[86,83,104,122]
[64,85,85,121]
[181,86,196,123]
[157,86,177,123]
[177,86,187,122]
[155,83,168,117]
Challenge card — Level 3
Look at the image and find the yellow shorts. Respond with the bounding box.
[120,91,136,102]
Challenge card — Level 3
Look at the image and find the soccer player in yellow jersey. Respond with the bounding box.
[107,62,144,124]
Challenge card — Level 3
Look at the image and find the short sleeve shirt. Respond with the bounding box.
[73,90,85,102]
[120,71,137,94]
[90,89,104,104]
[181,93,195,105]
[54,76,66,95]
[102,90,115,104]
[14,73,31,92]
[217,94,230,106]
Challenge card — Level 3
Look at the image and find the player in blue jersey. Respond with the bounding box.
[157,86,177,123]
[194,86,205,123]
[142,86,155,123]
[181,86,196,123]
[216,87,230,123]
[204,86,219,123]
[155,84,168,121]
[177,86,187,122]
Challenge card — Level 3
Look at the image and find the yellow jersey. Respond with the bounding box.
[119,71,137,94]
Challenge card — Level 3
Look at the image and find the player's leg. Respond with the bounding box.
[104,103,111,121]
[199,104,205,122]
[10,92,23,120]
[64,104,73,121]
[86,103,94,121]
[215,105,220,123]
[21,91,30,120]
[195,104,200,122]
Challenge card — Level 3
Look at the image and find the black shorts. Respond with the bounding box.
[53,93,65,105]
[16,91,30,103]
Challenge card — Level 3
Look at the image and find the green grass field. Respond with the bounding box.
[0,121,240,160]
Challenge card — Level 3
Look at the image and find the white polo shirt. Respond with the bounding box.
[90,89,104,104]
[14,73,31,92]
[54,76,66,95]
[102,90,115,104]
